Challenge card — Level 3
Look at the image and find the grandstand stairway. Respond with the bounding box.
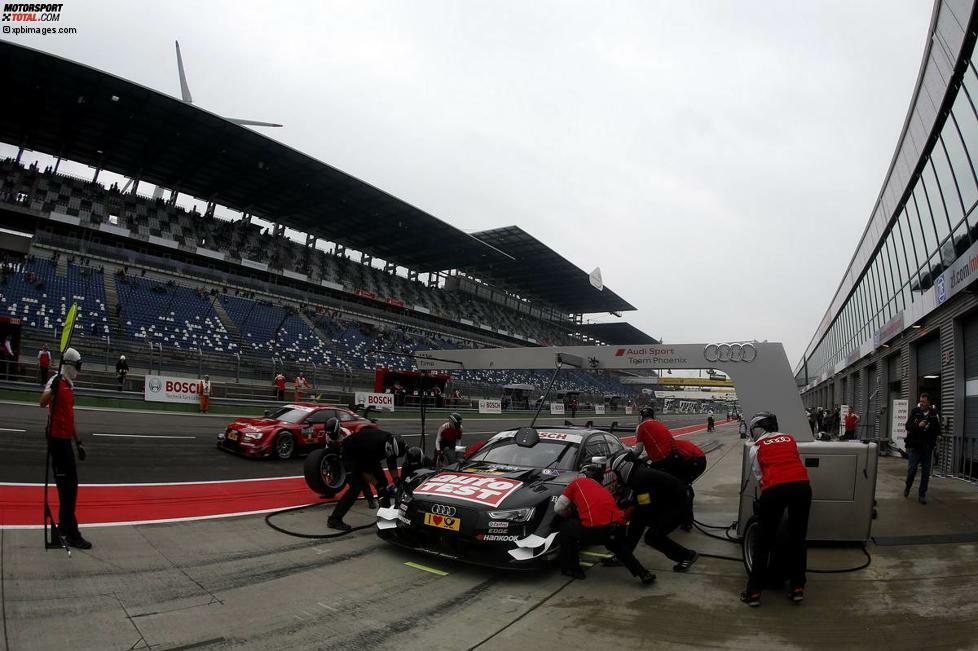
[298,310,354,369]
[211,296,253,353]
[55,254,67,278]
[101,267,123,339]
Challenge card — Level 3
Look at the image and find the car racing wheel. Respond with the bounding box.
[304,448,347,498]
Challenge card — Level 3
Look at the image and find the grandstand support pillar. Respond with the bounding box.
[15,147,24,164]
[92,167,101,183]
[205,202,216,219]
[131,179,140,195]
[273,223,285,237]
[384,262,396,274]
[408,270,418,282]
[305,234,317,248]
[241,213,251,224]
[53,156,61,173]
[361,254,373,267]
[334,245,346,257]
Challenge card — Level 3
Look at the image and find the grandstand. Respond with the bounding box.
[0,41,655,404]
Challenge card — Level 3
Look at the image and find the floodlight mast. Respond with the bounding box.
[414,341,810,441]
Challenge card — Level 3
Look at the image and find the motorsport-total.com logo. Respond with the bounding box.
[2,3,63,21]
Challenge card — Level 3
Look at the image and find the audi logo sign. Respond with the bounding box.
[703,343,757,363]
[430,504,457,516]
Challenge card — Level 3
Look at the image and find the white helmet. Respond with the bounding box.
[63,347,82,380]
[119,354,126,361]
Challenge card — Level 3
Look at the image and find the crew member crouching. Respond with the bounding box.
[553,466,655,584]
[435,413,463,466]
[742,412,812,607]
[610,451,698,572]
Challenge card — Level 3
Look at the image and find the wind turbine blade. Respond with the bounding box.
[226,117,284,128]
[175,40,193,103]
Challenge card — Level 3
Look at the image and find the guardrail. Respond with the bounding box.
[935,434,978,483]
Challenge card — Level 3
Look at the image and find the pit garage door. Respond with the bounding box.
[962,315,978,472]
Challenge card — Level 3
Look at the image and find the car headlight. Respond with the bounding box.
[243,431,265,440]
[487,507,535,522]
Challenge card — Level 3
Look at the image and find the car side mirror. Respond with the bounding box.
[370,418,378,423]
[263,409,271,418]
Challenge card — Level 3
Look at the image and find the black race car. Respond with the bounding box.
[376,426,627,569]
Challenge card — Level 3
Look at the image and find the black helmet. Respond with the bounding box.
[610,449,637,485]
[748,412,779,441]
[449,413,463,429]
[639,405,655,420]
[325,418,341,441]
[581,464,604,482]
[406,446,423,465]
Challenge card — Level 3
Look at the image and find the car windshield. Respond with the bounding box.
[266,407,310,424]
[468,439,577,470]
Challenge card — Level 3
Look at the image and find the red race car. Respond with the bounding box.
[218,403,376,460]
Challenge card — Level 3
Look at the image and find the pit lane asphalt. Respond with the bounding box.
[0,403,719,483]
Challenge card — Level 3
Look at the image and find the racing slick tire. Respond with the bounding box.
[274,430,296,460]
[742,515,791,587]
[303,448,347,498]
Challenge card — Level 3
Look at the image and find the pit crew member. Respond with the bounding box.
[325,418,377,509]
[742,412,812,607]
[553,467,655,584]
[672,438,707,530]
[435,413,463,466]
[610,451,698,572]
[198,375,211,413]
[328,428,406,531]
[40,347,91,549]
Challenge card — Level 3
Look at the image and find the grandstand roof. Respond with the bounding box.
[0,42,509,272]
[467,227,636,313]
[0,42,635,314]
[574,322,658,344]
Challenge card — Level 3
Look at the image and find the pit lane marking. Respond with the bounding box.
[404,562,449,576]
[91,433,197,440]
[0,428,27,433]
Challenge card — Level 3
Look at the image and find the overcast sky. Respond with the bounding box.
[3,0,933,364]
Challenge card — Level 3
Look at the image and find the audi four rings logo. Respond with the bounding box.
[703,343,757,363]
[148,377,163,392]
[430,504,457,516]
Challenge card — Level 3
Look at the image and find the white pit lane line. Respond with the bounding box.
[0,428,27,433]
[91,433,197,440]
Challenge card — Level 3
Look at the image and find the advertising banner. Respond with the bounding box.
[594,404,606,415]
[839,404,850,438]
[144,375,202,404]
[478,399,502,414]
[550,402,565,415]
[891,399,909,451]
[624,405,634,415]
[354,391,395,412]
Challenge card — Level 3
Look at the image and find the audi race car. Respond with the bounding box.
[377,426,627,569]
[218,403,377,459]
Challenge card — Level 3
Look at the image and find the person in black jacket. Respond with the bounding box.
[904,392,940,504]
[328,428,405,531]
[610,451,699,572]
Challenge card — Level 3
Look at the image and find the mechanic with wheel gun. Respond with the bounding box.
[633,410,706,529]
[608,450,699,572]
[324,418,378,509]
[553,465,655,585]
[40,347,91,549]
[741,412,812,608]
[328,428,406,531]
[435,412,463,466]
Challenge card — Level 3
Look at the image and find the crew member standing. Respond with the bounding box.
[328,428,405,531]
[904,393,940,505]
[742,412,811,607]
[37,344,51,386]
[672,438,707,530]
[324,418,376,508]
[274,373,286,401]
[294,373,310,402]
[553,469,655,584]
[610,451,698,571]
[197,375,211,413]
[634,415,680,473]
[843,410,860,441]
[115,354,128,391]
[435,413,463,466]
[40,347,91,549]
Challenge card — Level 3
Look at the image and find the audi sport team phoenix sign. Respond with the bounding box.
[413,472,522,507]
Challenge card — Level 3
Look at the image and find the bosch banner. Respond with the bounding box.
[144,375,201,404]
[479,399,502,414]
[550,402,565,415]
[594,404,606,415]
[354,391,395,412]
